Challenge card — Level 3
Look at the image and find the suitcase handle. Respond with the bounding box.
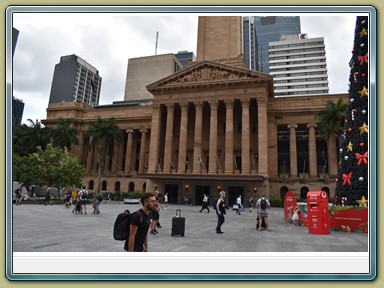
[176,209,181,217]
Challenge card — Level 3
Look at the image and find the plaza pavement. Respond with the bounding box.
[12,201,368,253]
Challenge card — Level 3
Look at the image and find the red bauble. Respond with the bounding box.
[362,73,366,77]
[360,143,365,148]
[352,50,355,53]
[348,128,353,133]
[336,178,339,183]
[345,119,348,123]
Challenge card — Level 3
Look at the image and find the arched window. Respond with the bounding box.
[115,181,121,192]
[321,187,330,199]
[129,182,135,192]
[280,186,289,200]
[88,180,94,190]
[101,181,107,191]
[300,186,309,199]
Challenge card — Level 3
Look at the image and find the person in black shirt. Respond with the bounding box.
[125,192,157,252]
[215,190,229,234]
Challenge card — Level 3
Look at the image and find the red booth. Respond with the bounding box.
[307,190,330,235]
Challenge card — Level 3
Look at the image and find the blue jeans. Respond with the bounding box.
[216,212,225,232]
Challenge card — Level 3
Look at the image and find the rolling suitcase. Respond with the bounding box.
[171,209,185,236]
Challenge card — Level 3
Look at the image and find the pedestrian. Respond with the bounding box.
[14,187,22,205]
[108,193,111,202]
[77,186,88,215]
[187,195,192,206]
[199,193,210,213]
[248,196,254,212]
[44,187,53,206]
[64,190,71,208]
[256,194,271,231]
[124,192,158,252]
[215,190,229,234]
[93,190,102,214]
[164,193,169,209]
[150,190,162,235]
[236,195,242,215]
[292,206,300,226]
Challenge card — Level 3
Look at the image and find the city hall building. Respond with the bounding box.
[43,16,343,205]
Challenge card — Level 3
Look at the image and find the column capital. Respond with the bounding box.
[126,129,134,134]
[287,124,298,130]
[307,123,317,129]
[208,100,218,109]
[140,128,147,134]
[257,97,268,106]
[152,103,160,111]
[179,102,189,110]
[224,99,234,108]
[240,98,250,108]
[194,101,203,110]
[165,103,174,110]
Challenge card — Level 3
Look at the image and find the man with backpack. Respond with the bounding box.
[256,194,271,231]
[78,186,88,215]
[124,192,157,252]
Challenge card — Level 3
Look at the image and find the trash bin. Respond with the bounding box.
[307,190,330,235]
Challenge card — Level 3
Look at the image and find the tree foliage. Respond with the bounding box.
[13,144,85,191]
[50,118,78,151]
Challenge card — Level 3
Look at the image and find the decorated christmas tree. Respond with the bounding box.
[334,16,369,207]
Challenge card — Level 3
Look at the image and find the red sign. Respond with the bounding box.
[330,207,368,233]
[284,191,297,222]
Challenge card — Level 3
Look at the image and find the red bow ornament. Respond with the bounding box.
[355,151,368,166]
[358,52,368,65]
[342,172,352,186]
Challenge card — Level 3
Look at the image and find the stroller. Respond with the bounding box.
[72,199,81,214]
[256,211,267,230]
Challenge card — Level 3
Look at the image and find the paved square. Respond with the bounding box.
[12,201,368,252]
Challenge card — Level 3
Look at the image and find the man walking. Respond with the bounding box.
[78,186,88,215]
[215,191,228,234]
[256,194,271,231]
[199,194,210,213]
[236,195,242,215]
[125,192,157,252]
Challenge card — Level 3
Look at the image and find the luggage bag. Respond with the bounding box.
[171,209,185,236]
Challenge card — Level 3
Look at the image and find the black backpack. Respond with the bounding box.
[113,209,142,241]
[213,198,218,210]
[260,199,267,210]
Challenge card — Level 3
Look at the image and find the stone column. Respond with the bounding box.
[241,98,250,175]
[177,102,189,173]
[193,101,203,173]
[148,104,161,173]
[111,138,119,174]
[124,129,134,174]
[117,137,124,173]
[224,99,234,174]
[138,129,147,174]
[86,138,94,173]
[287,124,298,177]
[208,100,218,174]
[328,133,338,176]
[77,131,84,164]
[257,97,268,176]
[163,103,174,173]
[307,123,318,177]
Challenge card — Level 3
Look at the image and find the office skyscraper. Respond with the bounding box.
[269,34,329,97]
[243,16,301,73]
[49,54,102,107]
[175,50,196,69]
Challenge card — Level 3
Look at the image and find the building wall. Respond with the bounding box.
[269,36,329,97]
[124,54,183,101]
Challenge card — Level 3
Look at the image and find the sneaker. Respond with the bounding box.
[216,231,224,234]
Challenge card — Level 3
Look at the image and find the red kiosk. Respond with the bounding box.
[307,190,330,235]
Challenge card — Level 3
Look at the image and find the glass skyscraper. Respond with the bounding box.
[243,16,301,73]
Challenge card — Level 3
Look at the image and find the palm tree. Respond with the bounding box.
[315,97,347,176]
[315,97,347,140]
[50,118,78,151]
[13,119,51,156]
[85,117,123,193]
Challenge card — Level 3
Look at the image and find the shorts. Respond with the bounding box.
[80,199,86,205]
[259,212,268,219]
[150,211,159,220]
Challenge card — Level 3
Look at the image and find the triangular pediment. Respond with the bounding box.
[147,60,273,92]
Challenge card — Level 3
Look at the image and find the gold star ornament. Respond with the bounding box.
[356,195,368,207]
[359,122,368,134]
[347,141,353,152]
[359,28,368,38]
[359,86,368,98]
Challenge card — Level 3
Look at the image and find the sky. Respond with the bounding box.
[11,12,358,124]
